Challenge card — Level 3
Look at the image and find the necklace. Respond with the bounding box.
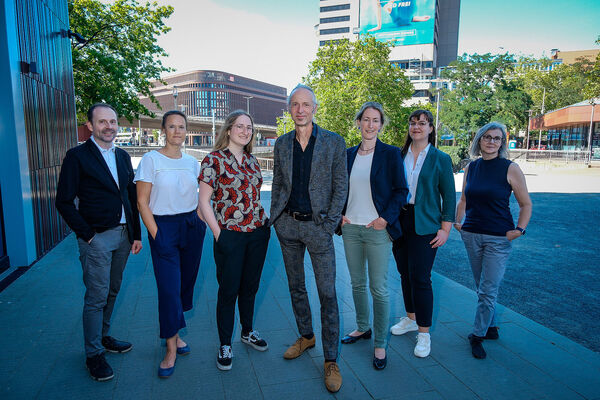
[359,144,375,152]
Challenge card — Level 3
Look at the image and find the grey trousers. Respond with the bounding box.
[274,212,340,360]
[77,225,131,357]
[460,230,512,337]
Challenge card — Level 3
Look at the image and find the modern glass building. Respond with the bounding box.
[317,0,460,104]
[530,98,600,156]
[139,70,287,126]
[0,0,77,271]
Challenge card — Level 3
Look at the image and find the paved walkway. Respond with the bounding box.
[1,190,599,399]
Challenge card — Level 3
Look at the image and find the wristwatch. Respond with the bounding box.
[515,227,526,236]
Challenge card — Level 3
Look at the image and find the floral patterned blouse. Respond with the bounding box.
[199,149,267,232]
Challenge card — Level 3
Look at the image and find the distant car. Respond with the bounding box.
[530,145,547,150]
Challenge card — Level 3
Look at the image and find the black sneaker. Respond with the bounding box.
[484,326,499,340]
[102,336,132,353]
[86,353,114,381]
[241,330,268,351]
[217,345,232,371]
[468,334,487,359]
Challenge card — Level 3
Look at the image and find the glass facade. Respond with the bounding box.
[546,123,599,152]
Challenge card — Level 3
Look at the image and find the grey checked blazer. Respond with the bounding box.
[269,124,348,235]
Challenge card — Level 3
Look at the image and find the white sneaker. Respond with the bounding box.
[390,317,418,335]
[414,333,431,358]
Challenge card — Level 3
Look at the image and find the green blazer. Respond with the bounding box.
[409,146,456,235]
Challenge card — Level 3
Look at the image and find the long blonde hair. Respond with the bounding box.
[214,110,255,154]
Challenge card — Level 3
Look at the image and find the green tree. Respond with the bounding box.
[276,111,294,136]
[69,0,173,123]
[518,57,587,114]
[303,36,413,147]
[440,53,532,147]
[579,35,600,100]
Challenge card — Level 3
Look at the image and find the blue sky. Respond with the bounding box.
[154,0,599,90]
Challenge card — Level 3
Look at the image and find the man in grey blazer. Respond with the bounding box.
[270,84,347,393]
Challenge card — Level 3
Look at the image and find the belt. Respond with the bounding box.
[285,209,312,221]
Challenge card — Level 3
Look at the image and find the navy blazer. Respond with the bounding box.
[343,139,408,240]
[55,139,141,243]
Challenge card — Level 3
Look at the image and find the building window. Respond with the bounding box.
[320,4,350,12]
[320,15,350,24]
[320,27,350,35]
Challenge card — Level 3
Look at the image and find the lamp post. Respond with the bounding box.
[211,109,216,147]
[526,109,533,150]
[587,98,596,167]
[281,109,287,134]
[243,96,253,113]
[172,85,178,110]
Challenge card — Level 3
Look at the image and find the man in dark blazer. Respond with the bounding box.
[56,103,142,381]
[269,85,347,393]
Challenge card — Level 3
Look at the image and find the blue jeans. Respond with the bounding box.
[460,230,512,337]
[342,224,391,348]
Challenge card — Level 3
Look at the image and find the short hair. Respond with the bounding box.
[87,103,118,122]
[287,84,318,108]
[355,101,386,127]
[214,110,255,154]
[162,110,187,129]
[470,121,509,159]
[401,109,436,156]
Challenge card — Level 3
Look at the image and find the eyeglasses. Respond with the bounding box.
[233,124,253,133]
[481,135,503,143]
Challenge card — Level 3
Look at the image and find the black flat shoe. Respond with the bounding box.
[341,329,372,344]
[372,354,387,370]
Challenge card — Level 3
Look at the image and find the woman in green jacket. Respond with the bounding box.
[389,109,456,358]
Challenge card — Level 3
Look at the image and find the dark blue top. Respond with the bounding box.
[343,139,408,240]
[287,125,316,214]
[462,157,515,236]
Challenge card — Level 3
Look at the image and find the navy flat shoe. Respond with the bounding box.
[176,345,191,355]
[341,329,372,344]
[373,354,387,370]
[158,361,175,378]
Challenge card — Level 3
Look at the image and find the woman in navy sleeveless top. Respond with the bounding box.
[454,122,532,360]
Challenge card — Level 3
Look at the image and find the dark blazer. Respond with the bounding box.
[407,145,456,235]
[55,139,141,243]
[269,123,348,235]
[343,139,408,240]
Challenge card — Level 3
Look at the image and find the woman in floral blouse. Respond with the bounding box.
[198,110,270,371]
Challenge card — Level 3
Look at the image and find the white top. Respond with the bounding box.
[404,143,431,205]
[91,136,126,223]
[345,152,379,225]
[134,150,200,215]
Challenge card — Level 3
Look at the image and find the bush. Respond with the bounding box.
[439,145,469,172]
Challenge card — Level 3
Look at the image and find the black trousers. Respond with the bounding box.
[213,225,270,346]
[392,205,437,328]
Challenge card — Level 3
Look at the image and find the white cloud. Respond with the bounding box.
[154,0,318,91]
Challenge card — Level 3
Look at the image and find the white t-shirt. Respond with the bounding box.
[345,152,379,225]
[134,150,200,215]
[404,143,430,205]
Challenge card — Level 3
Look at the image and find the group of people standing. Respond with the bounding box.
[55,83,531,393]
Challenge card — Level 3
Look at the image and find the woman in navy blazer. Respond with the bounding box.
[340,102,408,370]
[390,109,456,359]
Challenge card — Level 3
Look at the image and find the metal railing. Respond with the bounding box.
[124,146,275,171]
[509,149,596,164]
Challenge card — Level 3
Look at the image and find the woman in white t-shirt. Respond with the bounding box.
[339,102,408,370]
[134,110,206,378]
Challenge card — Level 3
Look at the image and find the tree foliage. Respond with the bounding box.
[303,36,413,147]
[518,58,587,114]
[440,53,532,147]
[69,0,173,123]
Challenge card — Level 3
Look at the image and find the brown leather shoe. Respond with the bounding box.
[283,336,316,359]
[324,361,342,393]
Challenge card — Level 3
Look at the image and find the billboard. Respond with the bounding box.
[359,0,436,46]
